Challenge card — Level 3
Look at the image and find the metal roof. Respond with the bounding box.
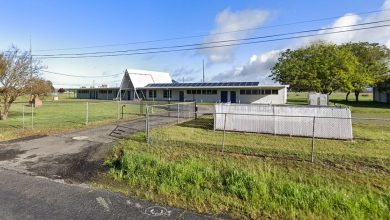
[144,82,260,88]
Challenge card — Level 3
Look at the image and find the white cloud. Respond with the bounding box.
[215,0,390,83]
[199,8,269,63]
[212,50,280,83]
[302,0,390,46]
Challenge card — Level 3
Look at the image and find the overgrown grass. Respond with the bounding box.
[99,117,390,219]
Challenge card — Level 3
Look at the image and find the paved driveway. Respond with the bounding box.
[0,115,221,219]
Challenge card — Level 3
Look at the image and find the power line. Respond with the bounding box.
[42,70,122,78]
[34,19,390,57]
[36,23,390,59]
[33,8,390,52]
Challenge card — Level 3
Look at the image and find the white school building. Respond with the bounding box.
[76,69,289,104]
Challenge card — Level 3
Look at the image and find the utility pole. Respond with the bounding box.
[202,59,205,83]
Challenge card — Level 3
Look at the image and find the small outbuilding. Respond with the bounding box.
[373,79,390,103]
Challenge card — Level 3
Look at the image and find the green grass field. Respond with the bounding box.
[0,96,143,141]
[98,92,390,219]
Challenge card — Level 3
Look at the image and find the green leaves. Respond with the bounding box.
[271,41,390,97]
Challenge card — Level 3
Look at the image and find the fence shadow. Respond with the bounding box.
[177,117,213,130]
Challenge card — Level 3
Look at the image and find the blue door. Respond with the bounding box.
[221,91,228,103]
[230,91,236,103]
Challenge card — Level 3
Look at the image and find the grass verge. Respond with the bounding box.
[96,117,390,219]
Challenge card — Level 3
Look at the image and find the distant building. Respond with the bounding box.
[76,69,289,104]
[373,79,390,103]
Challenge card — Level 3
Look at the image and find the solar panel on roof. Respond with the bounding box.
[145,81,260,88]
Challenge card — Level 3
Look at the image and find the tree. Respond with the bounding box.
[340,42,390,101]
[271,42,358,95]
[27,78,54,100]
[0,46,43,120]
[58,88,65,93]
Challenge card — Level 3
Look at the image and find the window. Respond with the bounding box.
[272,89,279,95]
[212,90,217,94]
[245,90,252,95]
[191,90,196,94]
[240,90,245,95]
[264,89,271,95]
[252,90,259,95]
[196,90,201,94]
[163,90,172,98]
[187,90,191,94]
[148,90,156,98]
[202,90,207,94]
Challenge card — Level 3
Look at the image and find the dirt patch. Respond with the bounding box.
[0,149,27,161]
[25,142,112,183]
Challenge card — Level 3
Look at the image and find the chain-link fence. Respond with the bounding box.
[146,107,390,165]
[0,100,146,133]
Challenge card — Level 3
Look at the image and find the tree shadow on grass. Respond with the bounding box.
[331,100,390,109]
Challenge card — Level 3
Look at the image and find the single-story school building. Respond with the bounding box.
[76,69,289,104]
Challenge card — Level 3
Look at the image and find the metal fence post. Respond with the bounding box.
[146,107,150,144]
[22,105,25,129]
[177,103,180,124]
[31,103,34,129]
[194,101,198,119]
[221,113,227,154]
[85,102,89,126]
[311,116,316,163]
[117,100,120,120]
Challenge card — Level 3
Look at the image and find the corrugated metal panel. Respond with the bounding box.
[214,104,353,140]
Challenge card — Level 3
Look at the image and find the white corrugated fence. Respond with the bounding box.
[214,104,353,140]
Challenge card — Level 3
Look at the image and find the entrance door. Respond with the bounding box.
[230,91,236,103]
[127,91,131,100]
[221,91,228,103]
[179,91,184,102]
[387,92,390,103]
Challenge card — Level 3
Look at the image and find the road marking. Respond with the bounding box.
[96,197,110,212]
[144,206,171,217]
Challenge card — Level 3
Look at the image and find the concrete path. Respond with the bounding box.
[0,115,217,219]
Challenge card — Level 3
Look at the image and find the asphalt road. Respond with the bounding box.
[0,169,214,220]
[0,112,217,220]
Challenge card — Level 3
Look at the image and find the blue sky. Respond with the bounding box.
[0,0,388,88]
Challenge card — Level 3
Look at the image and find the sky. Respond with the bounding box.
[1,0,389,88]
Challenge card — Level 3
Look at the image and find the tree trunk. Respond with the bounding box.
[354,90,360,102]
[346,92,350,102]
[0,111,8,120]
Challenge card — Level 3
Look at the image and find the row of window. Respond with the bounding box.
[163,90,172,98]
[78,90,115,94]
[148,90,157,98]
[240,89,279,95]
[98,90,113,94]
[187,90,218,95]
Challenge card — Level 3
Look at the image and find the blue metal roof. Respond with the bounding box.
[144,82,260,88]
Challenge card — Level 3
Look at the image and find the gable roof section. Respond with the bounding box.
[125,69,172,89]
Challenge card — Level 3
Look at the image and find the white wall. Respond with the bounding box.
[144,87,288,104]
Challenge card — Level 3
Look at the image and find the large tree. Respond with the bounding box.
[27,77,54,100]
[340,42,390,101]
[0,46,43,120]
[270,42,358,94]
